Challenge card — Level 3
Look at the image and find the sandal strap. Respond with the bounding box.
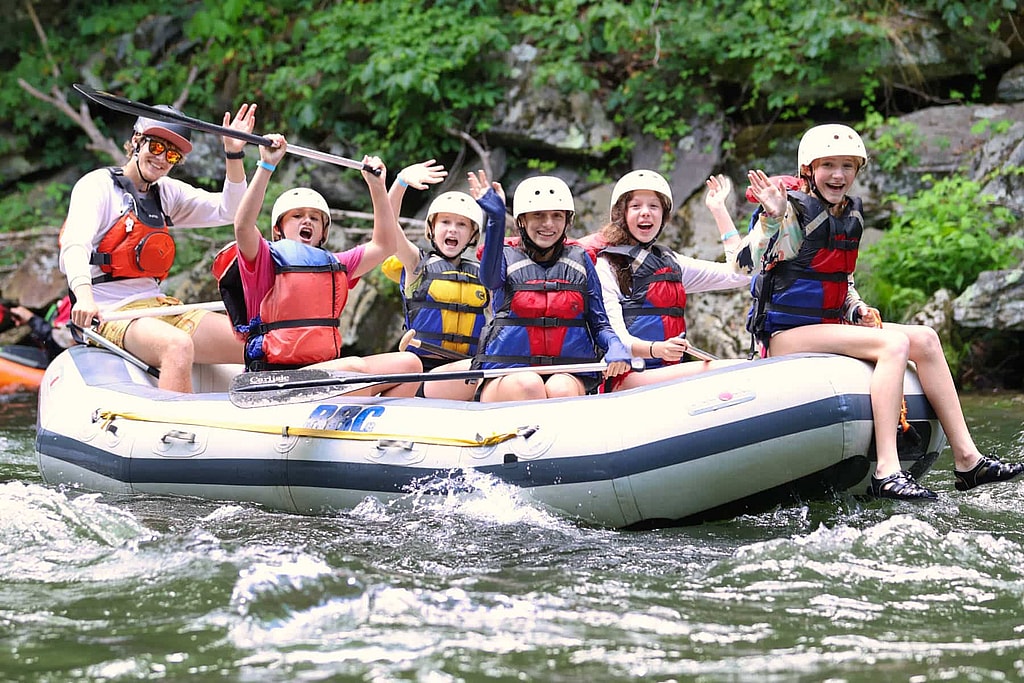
[870,470,937,500]
[955,456,1024,491]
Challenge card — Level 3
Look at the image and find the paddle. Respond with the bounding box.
[229,359,644,407]
[101,300,226,322]
[70,324,160,378]
[684,344,719,362]
[398,329,469,361]
[73,84,382,176]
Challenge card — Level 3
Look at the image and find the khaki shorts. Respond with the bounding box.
[95,296,212,350]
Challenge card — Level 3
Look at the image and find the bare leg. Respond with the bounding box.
[480,373,547,402]
[422,358,477,401]
[770,323,911,480]
[613,358,746,391]
[889,323,983,469]
[313,352,422,397]
[191,312,245,365]
[124,318,195,393]
[544,373,586,398]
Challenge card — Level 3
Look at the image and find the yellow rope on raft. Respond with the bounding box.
[95,410,524,448]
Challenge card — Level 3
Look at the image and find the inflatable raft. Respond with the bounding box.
[0,345,47,393]
[35,344,946,528]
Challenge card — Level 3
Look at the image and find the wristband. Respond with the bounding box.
[224,150,246,159]
[397,177,409,188]
[649,341,656,359]
[719,229,739,241]
[258,160,276,173]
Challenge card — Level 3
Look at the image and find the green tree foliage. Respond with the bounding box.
[5,0,1016,172]
[859,172,1024,321]
[1,0,1019,231]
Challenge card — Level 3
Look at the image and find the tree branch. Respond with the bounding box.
[445,127,492,181]
[18,0,123,163]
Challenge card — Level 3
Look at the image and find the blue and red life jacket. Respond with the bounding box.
[474,244,598,369]
[601,243,686,369]
[747,191,862,344]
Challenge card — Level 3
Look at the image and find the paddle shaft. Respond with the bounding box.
[666,334,719,362]
[71,324,160,378]
[398,329,469,361]
[72,84,381,175]
[234,359,633,394]
[101,301,226,322]
[685,345,719,362]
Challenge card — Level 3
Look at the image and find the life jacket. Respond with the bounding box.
[575,232,611,263]
[0,301,13,334]
[392,250,489,358]
[747,191,862,344]
[601,244,686,369]
[50,295,72,327]
[213,240,349,371]
[474,244,598,369]
[87,168,175,284]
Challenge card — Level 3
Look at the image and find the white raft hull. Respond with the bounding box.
[35,345,946,528]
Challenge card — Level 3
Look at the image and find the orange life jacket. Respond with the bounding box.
[78,168,176,284]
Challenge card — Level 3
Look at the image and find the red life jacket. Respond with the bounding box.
[214,240,350,371]
[89,168,175,284]
[575,232,611,263]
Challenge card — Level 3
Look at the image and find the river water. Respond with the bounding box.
[1,391,1022,681]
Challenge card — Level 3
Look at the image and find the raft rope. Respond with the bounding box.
[94,409,529,448]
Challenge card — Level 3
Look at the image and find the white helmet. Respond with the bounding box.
[512,176,575,220]
[271,188,332,243]
[797,124,867,170]
[609,169,673,214]
[426,191,484,233]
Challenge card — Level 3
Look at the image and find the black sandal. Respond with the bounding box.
[868,470,938,501]
[954,455,1024,491]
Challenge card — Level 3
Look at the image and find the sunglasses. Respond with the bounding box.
[142,137,185,165]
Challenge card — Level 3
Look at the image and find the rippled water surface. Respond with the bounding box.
[1,391,1023,681]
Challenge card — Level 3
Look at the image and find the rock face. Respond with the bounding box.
[954,270,1024,331]
[3,11,1023,384]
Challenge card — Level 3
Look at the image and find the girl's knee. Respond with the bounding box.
[879,329,911,361]
[908,324,943,360]
[396,351,422,373]
[545,374,584,398]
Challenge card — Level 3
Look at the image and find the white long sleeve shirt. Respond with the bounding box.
[597,247,751,347]
[60,168,247,308]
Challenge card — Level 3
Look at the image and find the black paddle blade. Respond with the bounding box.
[72,84,272,146]
[229,369,384,408]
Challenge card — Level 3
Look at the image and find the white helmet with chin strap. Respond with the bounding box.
[512,176,575,226]
[609,169,674,215]
[797,124,868,172]
[426,191,484,243]
[271,188,332,245]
